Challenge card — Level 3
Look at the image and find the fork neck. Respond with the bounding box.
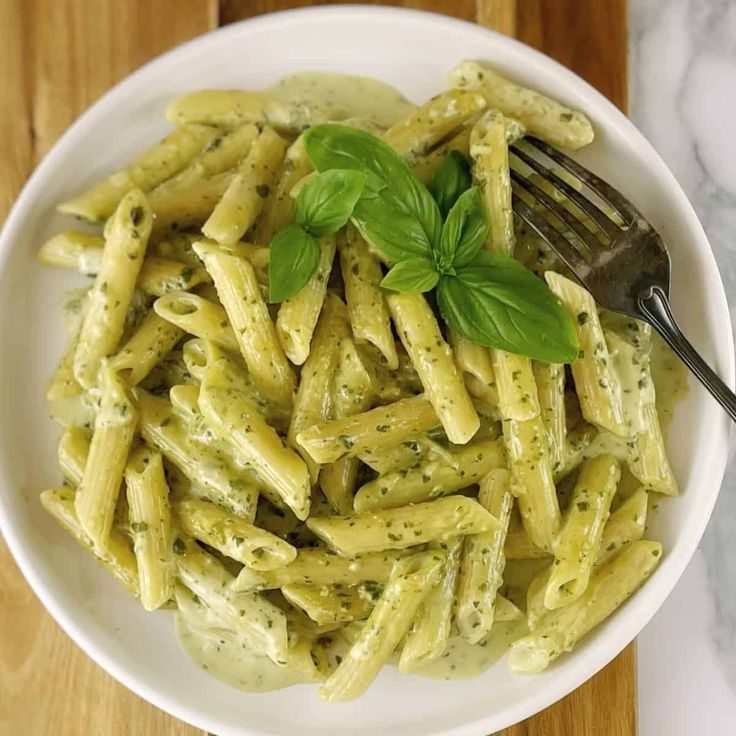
[637,285,736,422]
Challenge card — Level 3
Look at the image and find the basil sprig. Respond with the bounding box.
[268,169,365,303]
[299,124,578,363]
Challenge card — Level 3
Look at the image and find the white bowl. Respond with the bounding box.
[0,6,732,735]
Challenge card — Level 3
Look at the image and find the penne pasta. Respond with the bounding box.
[37,231,105,273]
[491,351,540,421]
[136,388,260,521]
[509,541,662,673]
[39,231,209,295]
[178,346,288,432]
[150,171,234,237]
[388,292,479,444]
[167,89,343,132]
[57,426,91,486]
[136,256,210,296]
[194,240,296,409]
[354,437,505,511]
[450,332,498,407]
[503,416,561,553]
[607,330,678,495]
[197,342,310,519]
[202,127,287,245]
[151,123,259,197]
[59,124,220,220]
[412,127,472,184]
[73,190,152,388]
[154,291,239,352]
[175,540,288,665]
[504,508,551,561]
[448,60,594,150]
[470,110,515,254]
[287,294,349,481]
[357,435,431,476]
[495,594,524,622]
[533,361,567,473]
[339,225,398,368]
[527,488,648,631]
[319,551,444,701]
[399,538,462,672]
[110,311,184,386]
[41,487,139,597]
[383,90,486,163]
[544,454,620,609]
[596,486,648,567]
[319,337,374,513]
[176,497,296,571]
[233,548,404,592]
[307,496,497,556]
[296,394,441,465]
[254,134,312,245]
[46,329,95,429]
[124,446,175,610]
[74,365,138,551]
[455,469,514,643]
[281,583,375,626]
[546,272,628,436]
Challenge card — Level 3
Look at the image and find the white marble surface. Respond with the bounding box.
[630,0,736,732]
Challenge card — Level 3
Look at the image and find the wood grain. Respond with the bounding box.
[220,0,477,24]
[496,646,637,736]
[513,0,628,111]
[0,1,634,735]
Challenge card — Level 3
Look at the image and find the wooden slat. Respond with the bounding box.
[0,1,634,735]
[513,0,628,110]
[0,2,216,734]
[220,0,477,24]
[497,646,637,736]
[476,0,517,36]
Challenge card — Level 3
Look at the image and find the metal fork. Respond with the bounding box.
[510,137,736,421]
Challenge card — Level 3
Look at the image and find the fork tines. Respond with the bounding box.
[516,137,638,227]
[509,137,643,273]
[510,192,592,278]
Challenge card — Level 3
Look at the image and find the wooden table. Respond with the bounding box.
[0,1,634,734]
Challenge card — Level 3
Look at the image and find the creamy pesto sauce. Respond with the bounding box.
[178,604,529,689]
[264,72,415,130]
[47,394,96,429]
[650,333,689,433]
[413,620,529,680]
[176,613,315,692]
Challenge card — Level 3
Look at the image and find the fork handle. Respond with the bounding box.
[637,284,736,422]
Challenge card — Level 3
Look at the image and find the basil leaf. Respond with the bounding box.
[436,251,579,362]
[295,169,366,237]
[353,181,437,262]
[381,258,439,294]
[304,124,442,261]
[429,150,472,218]
[438,187,488,269]
[268,224,320,303]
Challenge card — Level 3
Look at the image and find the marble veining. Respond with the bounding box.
[630,0,736,731]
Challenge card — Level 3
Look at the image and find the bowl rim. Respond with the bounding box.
[0,5,733,735]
